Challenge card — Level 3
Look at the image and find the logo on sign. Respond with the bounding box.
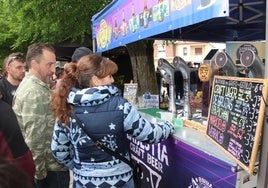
[236,43,258,60]
[198,63,212,82]
[188,177,212,188]
[97,19,112,49]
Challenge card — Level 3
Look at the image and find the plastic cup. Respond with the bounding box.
[173,117,183,129]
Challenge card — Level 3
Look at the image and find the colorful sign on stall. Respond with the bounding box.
[92,0,229,52]
[127,136,237,187]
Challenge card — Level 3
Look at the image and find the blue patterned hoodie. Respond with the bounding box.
[51,85,174,188]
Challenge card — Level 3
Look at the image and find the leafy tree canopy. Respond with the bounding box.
[0,0,111,66]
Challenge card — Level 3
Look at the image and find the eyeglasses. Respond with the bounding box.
[7,55,24,66]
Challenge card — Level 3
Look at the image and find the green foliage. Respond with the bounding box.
[161,40,177,47]
[0,0,112,69]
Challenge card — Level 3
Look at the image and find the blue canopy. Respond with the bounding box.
[91,0,266,53]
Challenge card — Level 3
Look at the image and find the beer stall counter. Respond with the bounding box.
[91,1,267,186]
[124,76,268,188]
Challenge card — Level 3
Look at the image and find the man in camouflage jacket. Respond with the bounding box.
[13,43,70,188]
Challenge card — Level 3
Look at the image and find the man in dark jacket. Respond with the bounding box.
[0,92,35,183]
[0,52,27,106]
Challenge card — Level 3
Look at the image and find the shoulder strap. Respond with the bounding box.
[69,113,134,169]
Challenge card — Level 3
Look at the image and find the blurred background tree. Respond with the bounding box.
[0,0,112,66]
[0,0,158,97]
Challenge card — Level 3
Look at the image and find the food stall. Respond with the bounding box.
[91,0,267,187]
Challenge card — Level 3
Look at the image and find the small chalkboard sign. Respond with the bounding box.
[206,76,268,173]
[123,83,138,106]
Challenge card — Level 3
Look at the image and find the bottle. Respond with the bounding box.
[158,0,164,22]
[177,95,180,103]
[113,17,119,39]
[121,9,128,36]
[143,0,149,28]
[163,91,169,109]
[130,3,137,32]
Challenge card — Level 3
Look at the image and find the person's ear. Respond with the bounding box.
[5,65,11,73]
[31,60,39,69]
[91,75,100,86]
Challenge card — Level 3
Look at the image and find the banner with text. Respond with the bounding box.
[92,0,229,52]
[127,135,237,187]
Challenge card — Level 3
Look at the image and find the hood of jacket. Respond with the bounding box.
[67,85,120,106]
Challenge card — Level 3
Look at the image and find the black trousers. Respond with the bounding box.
[34,171,70,188]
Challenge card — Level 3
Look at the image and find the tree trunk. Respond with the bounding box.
[126,40,158,97]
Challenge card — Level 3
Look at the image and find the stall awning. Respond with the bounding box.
[92,0,229,52]
[153,0,266,42]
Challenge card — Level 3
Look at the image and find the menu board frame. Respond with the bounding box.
[206,76,268,174]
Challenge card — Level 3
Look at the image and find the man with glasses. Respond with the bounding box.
[0,52,27,106]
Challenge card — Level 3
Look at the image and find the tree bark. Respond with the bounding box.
[126,40,158,97]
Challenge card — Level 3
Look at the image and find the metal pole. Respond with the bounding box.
[257,1,268,187]
[92,38,96,53]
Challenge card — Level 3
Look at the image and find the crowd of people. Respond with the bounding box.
[0,43,175,188]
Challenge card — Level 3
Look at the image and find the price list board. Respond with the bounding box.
[206,76,268,173]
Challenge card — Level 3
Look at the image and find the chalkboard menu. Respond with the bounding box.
[206,76,268,173]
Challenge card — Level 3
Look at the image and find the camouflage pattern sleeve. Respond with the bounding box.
[13,82,66,179]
